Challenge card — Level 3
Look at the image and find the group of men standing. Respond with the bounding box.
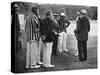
[12,3,90,69]
[25,6,72,68]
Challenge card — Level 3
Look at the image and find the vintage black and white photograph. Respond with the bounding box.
[11,1,98,73]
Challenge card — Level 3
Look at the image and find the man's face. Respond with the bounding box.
[50,12,54,19]
[61,16,65,19]
[77,13,81,17]
[33,9,38,16]
[14,4,19,11]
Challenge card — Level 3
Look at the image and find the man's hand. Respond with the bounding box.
[41,35,46,40]
[35,28,39,32]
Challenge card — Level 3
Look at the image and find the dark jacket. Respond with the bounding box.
[40,17,56,42]
[58,17,70,33]
[75,16,90,41]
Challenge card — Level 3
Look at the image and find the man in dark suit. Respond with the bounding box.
[52,13,60,56]
[40,11,57,67]
[74,9,90,61]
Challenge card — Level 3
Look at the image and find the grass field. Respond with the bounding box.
[15,21,98,73]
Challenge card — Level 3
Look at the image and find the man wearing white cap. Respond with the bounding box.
[58,12,70,52]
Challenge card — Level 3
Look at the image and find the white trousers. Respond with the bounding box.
[43,42,53,66]
[26,40,41,66]
[58,31,68,52]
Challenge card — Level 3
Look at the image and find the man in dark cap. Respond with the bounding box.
[25,6,42,69]
[74,9,90,61]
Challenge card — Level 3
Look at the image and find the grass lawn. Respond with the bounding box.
[14,20,97,73]
[15,34,97,73]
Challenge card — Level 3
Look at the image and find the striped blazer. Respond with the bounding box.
[25,13,40,41]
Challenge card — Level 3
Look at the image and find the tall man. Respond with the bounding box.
[40,11,56,67]
[25,7,42,69]
[74,9,90,61]
[58,12,70,52]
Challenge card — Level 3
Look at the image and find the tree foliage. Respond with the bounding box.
[12,2,97,20]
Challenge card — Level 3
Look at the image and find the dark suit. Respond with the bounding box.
[40,17,56,42]
[58,17,70,33]
[52,19,60,56]
[74,16,90,61]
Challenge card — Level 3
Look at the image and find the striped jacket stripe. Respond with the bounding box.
[26,14,40,41]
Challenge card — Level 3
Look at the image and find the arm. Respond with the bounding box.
[76,18,82,33]
[87,19,90,32]
[65,20,70,28]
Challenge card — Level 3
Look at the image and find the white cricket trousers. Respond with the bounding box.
[58,31,68,52]
[26,40,41,66]
[43,42,53,66]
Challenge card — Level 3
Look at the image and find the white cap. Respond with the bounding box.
[60,12,66,16]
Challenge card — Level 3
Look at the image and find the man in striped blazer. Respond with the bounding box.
[25,7,42,69]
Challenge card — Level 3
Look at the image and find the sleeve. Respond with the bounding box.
[65,19,70,28]
[87,19,90,32]
[77,19,82,33]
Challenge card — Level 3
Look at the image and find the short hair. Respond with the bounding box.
[32,7,37,12]
[45,11,51,16]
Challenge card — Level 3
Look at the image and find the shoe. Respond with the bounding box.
[44,64,55,68]
[64,49,68,52]
[59,50,62,52]
[79,59,84,61]
[74,53,79,56]
[83,58,87,61]
[37,62,43,65]
[31,65,40,69]
[26,65,30,68]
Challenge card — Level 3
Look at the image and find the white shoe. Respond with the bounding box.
[38,62,43,65]
[59,50,62,53]
[44,65,55,68]
[75,53,79,56]
[31,65,40,69]
[26,65,30,68]
[64,49,68,52]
